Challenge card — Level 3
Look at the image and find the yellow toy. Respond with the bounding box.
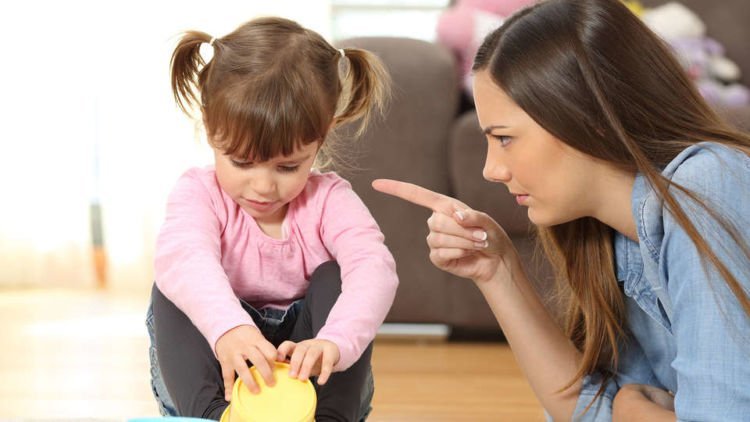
[622,0,645,17]
[220,362,317,422]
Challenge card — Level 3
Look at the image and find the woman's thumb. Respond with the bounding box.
[452,206,487,227]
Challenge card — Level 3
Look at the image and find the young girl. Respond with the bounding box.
[146,16,398,421]
[374,0,750,420]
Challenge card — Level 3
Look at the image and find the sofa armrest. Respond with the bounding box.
[335,37,463,323]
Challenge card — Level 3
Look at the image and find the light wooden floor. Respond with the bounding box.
[0,289,544,421]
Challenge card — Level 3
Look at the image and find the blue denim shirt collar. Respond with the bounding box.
[614,144,716,327]
[615,172,661,312]
[614,172,647,285]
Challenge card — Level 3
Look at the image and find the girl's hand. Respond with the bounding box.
[372,179,517,283]
[276,339,340,385]
[215,325,278,400]
[613,384,675,421]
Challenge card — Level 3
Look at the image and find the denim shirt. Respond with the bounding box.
[571,143,750,421]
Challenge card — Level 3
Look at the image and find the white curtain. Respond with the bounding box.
[0,0,331,290]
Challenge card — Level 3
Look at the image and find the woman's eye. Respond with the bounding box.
[278,165,300,173]
[493,135,513,146]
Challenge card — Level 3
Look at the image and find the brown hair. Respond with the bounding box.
[170,16,389,167]
[473,0,750,405]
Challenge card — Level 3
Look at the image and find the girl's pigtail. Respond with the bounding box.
[334,48,391,137]
[170,30,214,117]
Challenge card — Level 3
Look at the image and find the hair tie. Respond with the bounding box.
[338,48,345,58]
[209,37,217,47]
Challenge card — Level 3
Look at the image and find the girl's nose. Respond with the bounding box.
[250,172,276,195]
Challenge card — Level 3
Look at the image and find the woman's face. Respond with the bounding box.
[472,70,604,226]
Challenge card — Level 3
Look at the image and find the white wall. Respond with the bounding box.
[0,0,331,289]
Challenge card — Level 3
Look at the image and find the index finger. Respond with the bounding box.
[372,179,463,215]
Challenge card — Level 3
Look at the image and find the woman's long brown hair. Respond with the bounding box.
[169,17,389,168]
[473,0,750,406]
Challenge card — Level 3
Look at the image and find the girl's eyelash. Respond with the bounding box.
[278,165,300,173]
[231,160,252,168]
[229,158,300,172]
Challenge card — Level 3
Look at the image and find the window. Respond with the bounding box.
[331,0,450,42]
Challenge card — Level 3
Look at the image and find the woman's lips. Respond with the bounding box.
[514,194,529,205]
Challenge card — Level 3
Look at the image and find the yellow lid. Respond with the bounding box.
[223,362,317,422]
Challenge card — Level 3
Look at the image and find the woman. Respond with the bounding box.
[373,0,750,420]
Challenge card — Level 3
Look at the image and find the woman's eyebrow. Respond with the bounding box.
[483,125,509,134]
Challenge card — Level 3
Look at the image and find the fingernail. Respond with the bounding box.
[474,240,489,248]
[473,230,487,241]
[454,211,465,221]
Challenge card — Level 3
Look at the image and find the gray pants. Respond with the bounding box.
[146,261,374,421]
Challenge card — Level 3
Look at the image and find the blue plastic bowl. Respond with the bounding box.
[128,418,214,422]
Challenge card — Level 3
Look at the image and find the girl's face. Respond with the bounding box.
[472,70,605,226]
[214,141,320,225]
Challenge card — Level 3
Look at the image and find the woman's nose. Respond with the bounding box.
[483,155,511,184]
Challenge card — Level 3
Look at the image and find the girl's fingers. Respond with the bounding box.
[317,350,336,385]
[297,347,323,381]
[288,343,309,377]
[246,348,275,388]
[277,340,296,361]
[221,363,236,401]
[233,355,259,394]
[259,341,279,362]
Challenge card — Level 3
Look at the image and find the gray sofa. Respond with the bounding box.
[337,0,750,334]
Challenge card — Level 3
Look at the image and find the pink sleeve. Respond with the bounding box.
[314,177,399,371]
[154,169,256,354]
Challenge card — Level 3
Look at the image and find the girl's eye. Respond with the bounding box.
[231,160,252,168]
[278,165,300,173]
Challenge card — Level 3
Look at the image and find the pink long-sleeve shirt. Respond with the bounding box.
[154,167,398,371]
